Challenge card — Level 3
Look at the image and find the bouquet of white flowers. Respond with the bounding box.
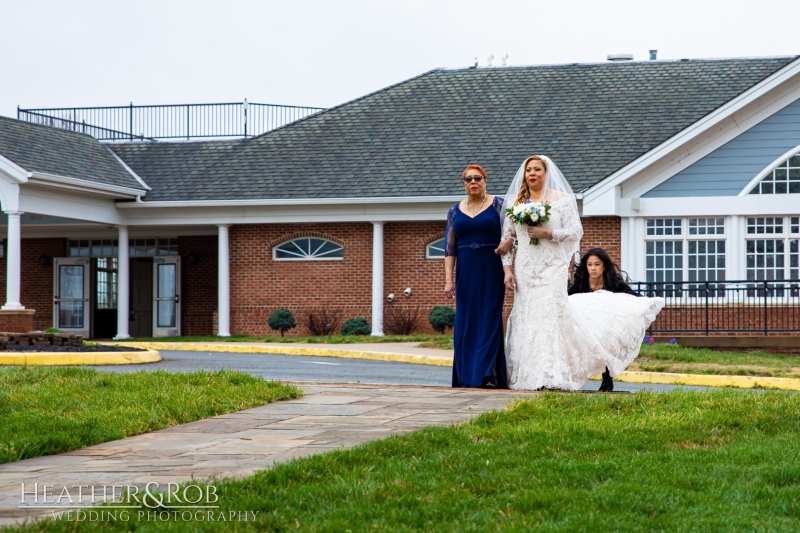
[505,200,552,245]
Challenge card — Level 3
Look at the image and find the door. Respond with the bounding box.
[153,256,181,337]
[130,258,153,338]
[53,258,91,338]
[93,257,118,339]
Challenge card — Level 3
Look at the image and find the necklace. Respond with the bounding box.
[590,283,604,292]
[467,195,486,215]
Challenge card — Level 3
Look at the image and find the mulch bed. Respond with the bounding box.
[5,344,148,352]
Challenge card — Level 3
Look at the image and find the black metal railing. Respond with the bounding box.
[17,101,325,141]
[629,280,800,335]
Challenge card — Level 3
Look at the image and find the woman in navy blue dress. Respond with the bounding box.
[445,165,513,388]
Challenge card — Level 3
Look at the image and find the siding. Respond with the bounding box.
[644,97,800,197]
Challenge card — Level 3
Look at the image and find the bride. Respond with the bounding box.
[501,155,664,390]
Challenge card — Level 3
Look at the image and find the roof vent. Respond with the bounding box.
[649,50,658,61]
[607,54,634,62]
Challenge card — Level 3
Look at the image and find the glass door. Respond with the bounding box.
[152,256,181,337]
[53,258,91,338]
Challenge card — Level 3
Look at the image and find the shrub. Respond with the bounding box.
[385,306,421,335]
[45,327,63,334]
[428,306,455,334]
[341,317,371,336]
[306,307,345,336]
[268,308,296,337]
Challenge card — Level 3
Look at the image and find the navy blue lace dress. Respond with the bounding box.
[445,197,508,388]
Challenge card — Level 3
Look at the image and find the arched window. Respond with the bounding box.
[273,237,343,261]
[426,238,446,258]
[749,152,800,195]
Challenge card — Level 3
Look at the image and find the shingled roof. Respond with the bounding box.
[110,57,799,202]
[0,116,146,192]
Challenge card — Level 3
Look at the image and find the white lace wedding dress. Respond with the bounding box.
[502,197,664,390]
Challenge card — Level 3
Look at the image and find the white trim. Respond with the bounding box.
[217,224,231,337]
[114,226,131,340]
[2,212,24,309]
[28,172,146,198]
[118,201,457,226]
[583,56,800,202]
[371,222,384,336]
[616,195,800,218]
[0,154,29,183]
[738,144,800,196]
[103,145,152,191]
[115,195,464,209]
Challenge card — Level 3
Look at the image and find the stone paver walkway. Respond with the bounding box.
[0,383,537,527]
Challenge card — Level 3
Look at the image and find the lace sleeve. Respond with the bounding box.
[551,201,583,247]
[445,204,458,258]
[501,213,516,267]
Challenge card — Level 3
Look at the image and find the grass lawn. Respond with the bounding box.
[631,344,800,378]
[0,367,300,464]
[13,389,800,532]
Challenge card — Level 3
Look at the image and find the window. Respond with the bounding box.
[645,218,728,297]
[273,238,343,260]
[749,153,800,195]
[68,238,179,257]
[646,241,683,285]
[745,216,799,296]
[96,258,118,310]
[426,238,446,258]
[688,217,724,235]
[646,218,681,236]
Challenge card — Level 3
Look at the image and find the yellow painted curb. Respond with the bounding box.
[0,349,161,366]
[111,342,453,367]
[616,370,800,391]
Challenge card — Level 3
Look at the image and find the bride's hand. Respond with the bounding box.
[503,271,516,291]
[528,226,550,239]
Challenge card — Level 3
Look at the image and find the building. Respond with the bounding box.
[1,55,798,338]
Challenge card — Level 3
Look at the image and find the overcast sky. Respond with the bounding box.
[1,0,797,119]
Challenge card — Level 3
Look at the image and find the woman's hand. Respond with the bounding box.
[494,237,514,255]
[444,281,455,299]
[527,226,550,239]
[503,270,516,291]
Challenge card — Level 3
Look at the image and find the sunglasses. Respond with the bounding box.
[463,175,484,183]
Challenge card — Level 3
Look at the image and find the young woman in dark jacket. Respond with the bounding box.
[568,248,641,391]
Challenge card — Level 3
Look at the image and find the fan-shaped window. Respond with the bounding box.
[749,153,800,194]
[426,238,446,258]
[273,238,343,261]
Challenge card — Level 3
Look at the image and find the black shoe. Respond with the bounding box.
[598,369,614,392]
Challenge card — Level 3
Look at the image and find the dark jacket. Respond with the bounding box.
[568,278,641,297]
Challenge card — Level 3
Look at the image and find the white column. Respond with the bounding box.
[371,221,384,336]
[217,224,231,337]
[2,211,24,310]
[728,215,743,281]
[113,226,130,339]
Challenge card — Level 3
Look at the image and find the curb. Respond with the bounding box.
[108,342,800,391]
[0,349,161,366]
[617,370,800,391]
[110,342,453,367]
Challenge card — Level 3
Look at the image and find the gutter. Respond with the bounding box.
[115,195,465,208]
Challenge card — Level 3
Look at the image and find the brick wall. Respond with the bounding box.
[0,238,65,331]
[179,235,218,335]
[579,216,622,265]
[229,223,376,335]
